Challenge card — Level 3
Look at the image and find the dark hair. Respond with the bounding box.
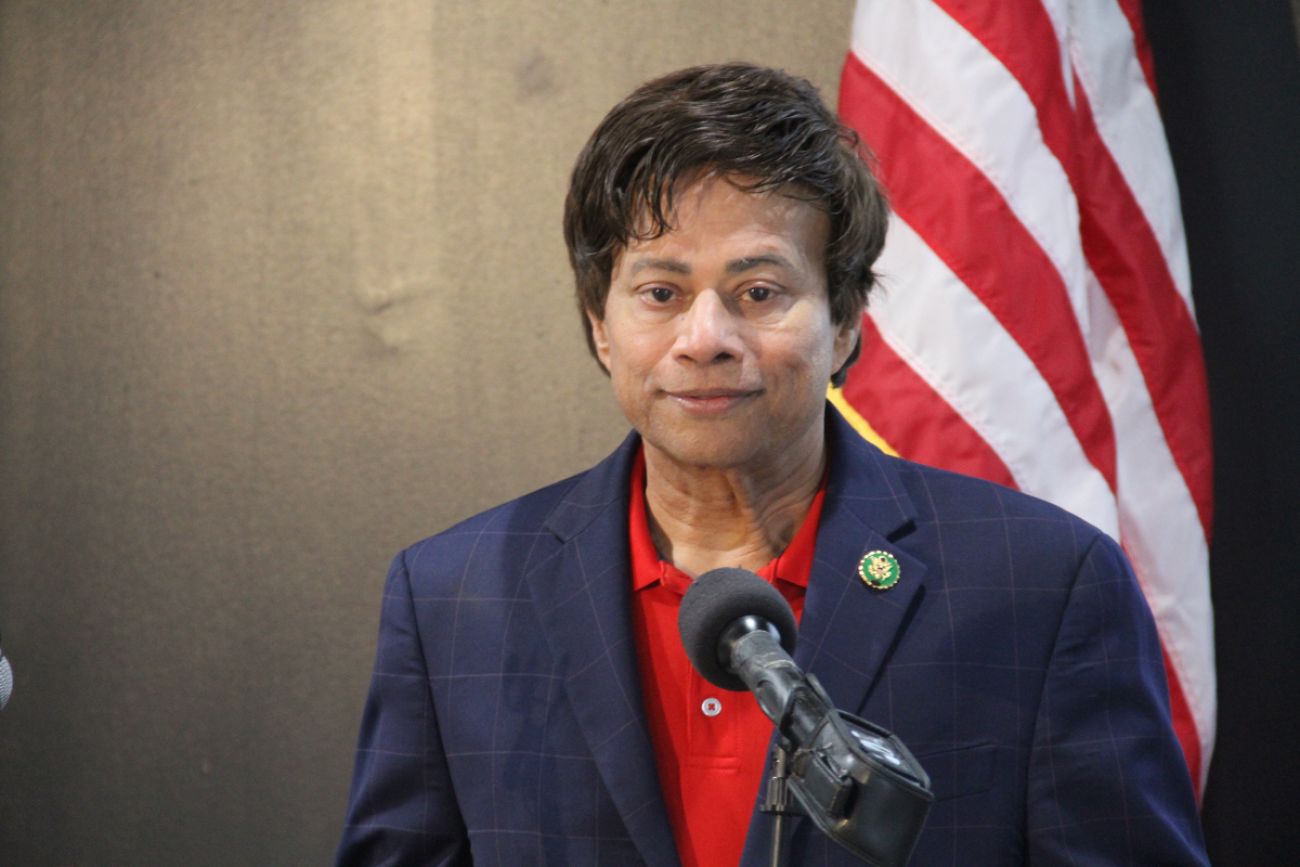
[563,62,889,386]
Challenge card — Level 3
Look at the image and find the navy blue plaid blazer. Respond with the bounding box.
[336,407,1207,866]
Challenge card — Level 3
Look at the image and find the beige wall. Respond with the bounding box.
[0,0,853,862]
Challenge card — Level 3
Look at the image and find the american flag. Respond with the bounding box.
[833,0,1214,795]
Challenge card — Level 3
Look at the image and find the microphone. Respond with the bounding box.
[678,567,819,743]
[0,633,12,711]
[679,568,932,867]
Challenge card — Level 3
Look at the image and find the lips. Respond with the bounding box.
[664,388,761,414]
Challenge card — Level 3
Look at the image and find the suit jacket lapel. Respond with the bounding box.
[525,432,680,867]
[741,408,930,865]
[794,408,928,719]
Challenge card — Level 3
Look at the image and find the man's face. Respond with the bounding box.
[588,175,859,471]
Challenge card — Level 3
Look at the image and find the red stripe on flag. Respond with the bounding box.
[840,52,1119,491]
[844,316,1018,489]
[1161,644,1203,787]
[928,0,1212,534]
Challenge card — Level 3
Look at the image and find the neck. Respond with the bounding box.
[642,424,826,577]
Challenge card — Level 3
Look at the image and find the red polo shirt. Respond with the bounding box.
[628,447,824,867]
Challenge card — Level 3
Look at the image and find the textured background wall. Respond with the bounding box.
[0,1,852,863]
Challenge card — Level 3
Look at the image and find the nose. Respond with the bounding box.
[673,289,745,365]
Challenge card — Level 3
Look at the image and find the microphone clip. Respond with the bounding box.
[768,672,934,867]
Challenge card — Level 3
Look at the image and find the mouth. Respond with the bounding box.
[664,388,761,414]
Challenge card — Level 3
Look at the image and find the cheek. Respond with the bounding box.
[778,323,839,381]
[606,324,671,381]
[603,336,660,415]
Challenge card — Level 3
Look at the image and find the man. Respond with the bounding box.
[336,63,1207,866]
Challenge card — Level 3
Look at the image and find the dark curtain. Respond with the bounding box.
[1144,3,1300,863]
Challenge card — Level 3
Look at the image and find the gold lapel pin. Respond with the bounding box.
[858,550,901,590]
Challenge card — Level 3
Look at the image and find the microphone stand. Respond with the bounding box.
[760,740,800,867]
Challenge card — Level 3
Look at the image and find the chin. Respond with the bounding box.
[641,425,768,470]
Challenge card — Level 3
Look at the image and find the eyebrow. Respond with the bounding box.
[627,253,795,276]
[628,257,691,276]
[725,254,794,274]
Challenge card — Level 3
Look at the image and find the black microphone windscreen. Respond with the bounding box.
[678,567,798,691]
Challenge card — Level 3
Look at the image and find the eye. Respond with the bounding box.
[646,286,675,304]
[746,285,775,302]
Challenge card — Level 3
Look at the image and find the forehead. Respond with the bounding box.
[615,175,829,274]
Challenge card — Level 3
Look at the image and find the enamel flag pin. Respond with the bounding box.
[858,550,901,590]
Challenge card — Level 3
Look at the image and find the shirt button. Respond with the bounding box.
[701,697,722,717]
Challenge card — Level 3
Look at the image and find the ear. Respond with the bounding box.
[831,309,863,374]
[587,308,612,370]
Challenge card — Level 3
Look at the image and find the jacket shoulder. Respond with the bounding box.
[393,469,588,593]
[825,405,1109,557]
[889,453,1107,537]
[389,430,639,598]
[876,453,1122,595]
